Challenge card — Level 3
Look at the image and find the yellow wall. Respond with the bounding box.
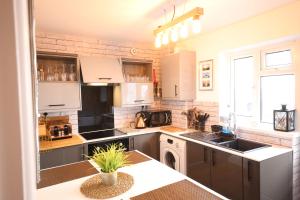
[176,0,300,102]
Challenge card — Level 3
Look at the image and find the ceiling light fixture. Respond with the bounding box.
[154,7,203,48]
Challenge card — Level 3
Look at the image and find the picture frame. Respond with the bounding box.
[198,59,213,90]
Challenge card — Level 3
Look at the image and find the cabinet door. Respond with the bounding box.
[186,142,211,187]
[161,54,180,99]
[137,83,153,104]
[133,132,160,161]
[243,158,260,200]
[211,149,243,200]
[121,83,153,106]
[40,148,64,169]
[38,82,81,112]
[40,144,84,169]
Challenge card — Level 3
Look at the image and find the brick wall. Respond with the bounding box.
[35,31,161,130]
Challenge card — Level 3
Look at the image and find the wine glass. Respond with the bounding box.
[61,64,68,81]
[68,64,76,81]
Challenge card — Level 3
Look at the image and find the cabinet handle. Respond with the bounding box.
[203,147,207,163]
[247,161,252,181]
[48,104,65,107]
[211,150,215,166]
[174,85,178,96]
[98,78,112,80]
[134,100,144,102]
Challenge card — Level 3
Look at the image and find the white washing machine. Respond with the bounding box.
[160,134,186,175]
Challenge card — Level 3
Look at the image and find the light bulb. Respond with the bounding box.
[155,34,161,48]
[171,28,178,42]
[179,23,188,38]
[162,31,169,45]
[192,18,202,33]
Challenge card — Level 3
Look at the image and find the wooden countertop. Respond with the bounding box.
[39,134,83,151]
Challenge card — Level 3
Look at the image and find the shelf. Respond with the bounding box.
[39,81,79,84]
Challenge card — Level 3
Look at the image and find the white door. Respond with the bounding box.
[38,82,81,112]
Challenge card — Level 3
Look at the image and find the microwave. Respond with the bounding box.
[141,110,172,127]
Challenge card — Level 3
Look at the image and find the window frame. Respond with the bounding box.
[229,42,296,129]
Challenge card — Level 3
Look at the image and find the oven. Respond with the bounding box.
[84,137,134,156]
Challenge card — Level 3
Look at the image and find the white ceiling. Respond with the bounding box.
[35,0,295,43]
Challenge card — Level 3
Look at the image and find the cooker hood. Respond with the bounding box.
[80,56,124,85]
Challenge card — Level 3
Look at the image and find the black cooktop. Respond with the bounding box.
[80,129,126,140]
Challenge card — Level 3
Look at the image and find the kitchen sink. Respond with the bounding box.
[209,137,234,143]
[219,138,270,153]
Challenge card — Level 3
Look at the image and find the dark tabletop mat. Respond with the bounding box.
[130,179,222,200]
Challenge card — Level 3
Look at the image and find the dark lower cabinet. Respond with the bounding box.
[132,132,160,161]
[40,144,84,169]
[186,141,293,200]
[243,153,292,200]
[186,141,211,187]
[211,149,243,200]
[243,159,260,200]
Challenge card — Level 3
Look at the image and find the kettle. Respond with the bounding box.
[134,112,146,129]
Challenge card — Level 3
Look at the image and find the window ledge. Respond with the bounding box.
[236,126,300,140]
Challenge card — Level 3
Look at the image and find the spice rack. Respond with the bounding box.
[37,52,79,83]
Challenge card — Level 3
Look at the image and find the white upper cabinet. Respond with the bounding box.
[161,51,196,100]
[38,82,81,112]
[114,83,153,107]
[37,52,81,112]
[80,56,124,84]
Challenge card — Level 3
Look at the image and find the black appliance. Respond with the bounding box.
[78,85,114,132]
[140,110,172,127]
[80,129,131,156]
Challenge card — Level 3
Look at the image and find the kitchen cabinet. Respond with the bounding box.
[187,142,243,200]
[186,140,292,200]
[243,154,292,200]
[38,82,81,112]
[161,51,195,100]
[40,144,84,169]
[132,132,160,161]
[37,52,81,112]
[211,148,243,200]
[113,83,153,107]
[186,141,211,187]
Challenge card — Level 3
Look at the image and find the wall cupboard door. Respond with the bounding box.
[38,82,81,112]
[210,149,243,200]
[161,51,195,100]
[133,132,160,161]
[161,53,180,99]
[186,141,211,187]
[114,83,153,107]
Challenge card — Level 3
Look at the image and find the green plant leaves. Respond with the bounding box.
[91,143,129,173]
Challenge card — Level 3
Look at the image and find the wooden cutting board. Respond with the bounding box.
[131,179,222,200]
[160,126,186,132]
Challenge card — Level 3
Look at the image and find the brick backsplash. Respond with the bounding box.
[159,100,220,130]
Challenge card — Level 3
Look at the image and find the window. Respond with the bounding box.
[260,75,295,123]
[234,56,254,118]
[229,43,295,128]
[264,50,292,68]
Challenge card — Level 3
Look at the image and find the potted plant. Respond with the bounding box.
[90,143,129,186]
